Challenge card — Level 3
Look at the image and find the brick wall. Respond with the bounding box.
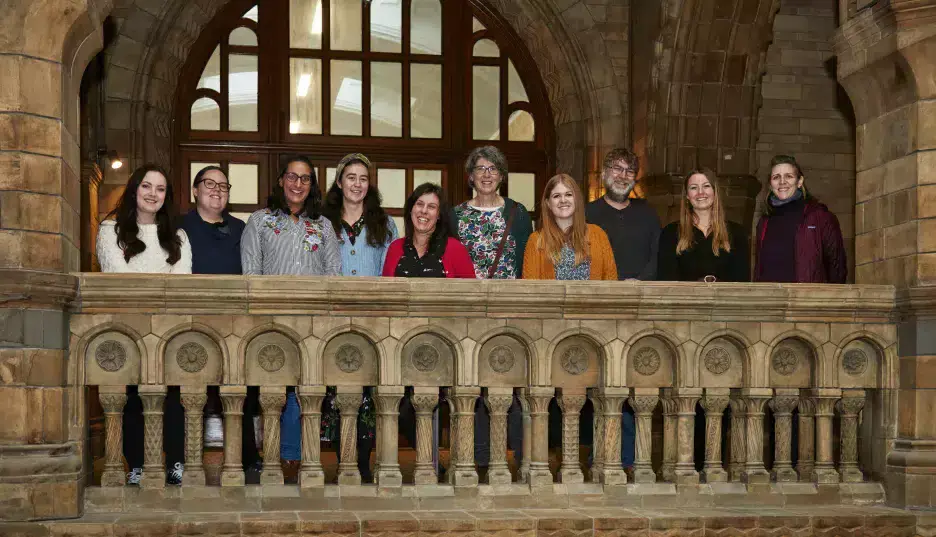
[755,0,857,281]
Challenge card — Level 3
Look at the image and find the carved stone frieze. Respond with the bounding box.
[258,344,286,372]
[633,347,661,376]
[842,349,868,376]
[704,347,731,375]
[176,342,208,373]
[412,343,440,372]
[560,346,589,375]
[488,345,515,373]
[335,344,363,373]
[95,340,127,372]
[771,346,799,376]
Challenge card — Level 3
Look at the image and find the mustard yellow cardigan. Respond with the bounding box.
[522,224,618,280]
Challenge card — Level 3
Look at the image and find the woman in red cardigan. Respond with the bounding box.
[382,182,476,278]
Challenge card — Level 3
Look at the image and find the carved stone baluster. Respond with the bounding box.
[659,390,678,482]
[522,387,554,486]
[448,386,480,486]
[673,388,702,484]
[700,389,730,483]
[298,386,326,487]
[519,394,532,483]
[741,388,771,485]
[769,389,800,482]
[728,394,746,482]
[796,396,816,482]
[838,389,866,483]
[179,387,208,486]
[99,387,127,487]
[220,386,246,486]
[485,387,514,485]
[375,385,404,487]
[587,388,604,484]
[557,391,587,484]
[596,388,628,485]
[335,388,363,485]
[629,388,659,484]
[259,387,287,485]
[813,388,842,484]
[140,385,167,489]
[411,388,438,485]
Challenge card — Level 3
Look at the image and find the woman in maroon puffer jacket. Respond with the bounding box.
[754,155,847,283]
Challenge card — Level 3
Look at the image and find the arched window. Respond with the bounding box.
[175,0,555,227]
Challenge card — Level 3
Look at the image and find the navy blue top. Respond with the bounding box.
[180,210,246,275]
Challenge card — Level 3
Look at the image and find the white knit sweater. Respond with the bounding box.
[96,220,192,273]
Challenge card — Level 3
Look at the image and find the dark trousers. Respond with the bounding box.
[242,388,261,468]
[122,387,184,470]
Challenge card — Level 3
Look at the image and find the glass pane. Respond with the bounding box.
[228,163,260,205]
[290,0,322,49]
[326,167,337,189]
[509,173,536,211]
[393,216,406,237]
[508,60,528,103]
[508,110,535,142]
[229,27,257,46]
[191,98,220,131]
[331,60,363,136]
[473,38,499,58]
[371,0,402,53]
[189,162,221,202]
[414,169,442,187]
[243,5,259,21]
[473,65,500,140]
[411,0,442,55]
[472,17,485,33]
[229,54,258,131]
[289,58,322,134]
[331,0,362,51]
[411,63,442,139]
[379,168,407,209]
[371,62,402,137]
[197,46,220,92]
[230,212,252,223]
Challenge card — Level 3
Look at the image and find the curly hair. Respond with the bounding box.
[266,155,322,219]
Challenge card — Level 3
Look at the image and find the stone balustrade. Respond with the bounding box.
[70,275,898,510]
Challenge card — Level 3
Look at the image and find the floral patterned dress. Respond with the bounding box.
[453,203,517,279]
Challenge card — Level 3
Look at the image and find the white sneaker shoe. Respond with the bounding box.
[127,467,142,485]
[167,462,184,485]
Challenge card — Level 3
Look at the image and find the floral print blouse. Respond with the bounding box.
[241,209,341,275]
[453,203,518,279]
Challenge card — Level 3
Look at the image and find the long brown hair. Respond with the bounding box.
[107,164,182,265]
[677,168,731,256]
[536,174,589,265]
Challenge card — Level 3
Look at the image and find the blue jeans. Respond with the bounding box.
[621,406,635,467]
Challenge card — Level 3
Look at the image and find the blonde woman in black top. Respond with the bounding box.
[657,168,749,282]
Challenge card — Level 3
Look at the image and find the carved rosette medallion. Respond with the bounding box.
[335,344,363,373]
[771,347,799,376]
[560,346,589,375]
[842,349,868,376]
[488,345,515,374]
[412,344,440,372]
[258,344,286,372]
[633,347,661,376]
[704,346,731,375]
[95,340,127,372]
[176,342,208,373]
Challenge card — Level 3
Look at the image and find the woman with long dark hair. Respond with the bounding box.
[321,153,398,276]
[240,155,341,276]
[657,168,749,282]
[381,182,475,278]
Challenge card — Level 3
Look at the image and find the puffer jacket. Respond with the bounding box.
[754,200,847,284]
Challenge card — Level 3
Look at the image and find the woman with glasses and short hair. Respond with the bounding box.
[180,165,246,275]
[241,155,341,276]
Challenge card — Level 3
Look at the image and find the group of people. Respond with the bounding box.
[97,146,847,484]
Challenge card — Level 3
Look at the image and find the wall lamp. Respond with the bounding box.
[97,149,123,170]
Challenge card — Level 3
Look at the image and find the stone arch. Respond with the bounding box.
[77,321,147,386]
[475,326,535,388]
[319,325,385,387]
[547,328,609,389]
[157,322,228,386]
[238,323,305,386]
[833,331,892,390]
[621,328,686,388]
[765,330,824,388]
[694,329,754,388]
[397,325,466,387]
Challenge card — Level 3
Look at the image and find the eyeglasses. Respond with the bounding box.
[283,172,313,185]
[196,178,232,192]
[472,165,500,176]
[606,165,637,179]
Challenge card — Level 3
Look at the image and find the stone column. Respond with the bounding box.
[838,389,866,483]
[522,387,554,486]
[139,385,168,489]
[587,388,604,483]
[484,387,514,485]
[596,387,628,486]
[259,386,287,485]
[813,388,841,484]
[220,386,247,486]
[335,387,363,485]
[769,389,800,482]
[741,388,771,485]
[629,388,659,484]
[298,386,326,487]
[375,385,404,487]
[557,391,587,484]
[98,387,128,487]
[700,389,730,483]
[796,396,816,482]
[673,388,702,484]
[520,394,532,483]
[179,386,208,486]
[448,387,480,486]
[659,390,678,482]
[411,388,439,485]
[728,394,747,482]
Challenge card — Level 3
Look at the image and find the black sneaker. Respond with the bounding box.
[167,462,184,485]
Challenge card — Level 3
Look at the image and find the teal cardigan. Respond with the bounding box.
[449,197,533,279]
